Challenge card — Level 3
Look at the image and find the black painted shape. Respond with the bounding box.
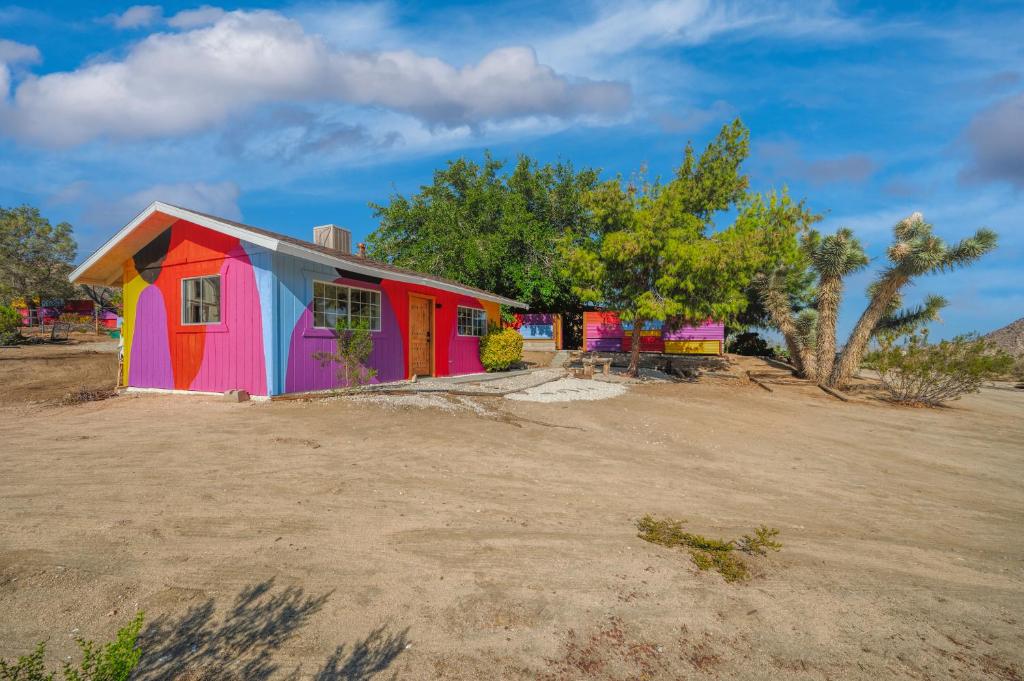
[335,268,382,285]
[133,228,173,284]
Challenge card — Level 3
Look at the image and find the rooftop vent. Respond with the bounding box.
[313,224,351,254]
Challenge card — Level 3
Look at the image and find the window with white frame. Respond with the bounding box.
[181,275,221,325]
[457,306,487,337]
[313,281,381,331]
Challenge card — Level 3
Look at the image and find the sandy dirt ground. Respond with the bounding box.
[1,347,1022,680]
[0,337,119,404]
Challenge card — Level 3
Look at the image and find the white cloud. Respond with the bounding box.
[0,38,40,65]
[88,181,242,227]
[960,91,1024,189]
[757,139,877,186]
[653,100,735,133]
[110,5,163,29]
[167,5,225,29]
[0,9,630,148]
[0,39,40,98]
[539,0,865,72]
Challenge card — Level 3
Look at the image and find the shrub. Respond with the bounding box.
[0,612,143,681]
[312,318,378,388]
[479,326,523,372]
[864,331,1014,406]
[727,331,774,357]
[636,515,781,583]
[0,304,21,346]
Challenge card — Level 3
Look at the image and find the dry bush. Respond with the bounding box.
[60,388,117,406]
[864,331,1014,406]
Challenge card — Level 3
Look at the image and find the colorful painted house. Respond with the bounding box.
[514,313,563,351]
[69,202,526,397]
[583,311,724,355]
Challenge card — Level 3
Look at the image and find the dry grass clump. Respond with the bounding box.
[60,387,117,406]
[636,516,781,583]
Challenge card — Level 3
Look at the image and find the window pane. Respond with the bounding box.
[349,289,380,330]
[457,306,486,336]
[182,276,220,325]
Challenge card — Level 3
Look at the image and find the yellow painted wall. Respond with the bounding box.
[120,260,147,385]
[664,340,721,355]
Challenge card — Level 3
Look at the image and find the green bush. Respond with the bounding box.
[727,332,774,357]
[636,515,782,583]
[479,326,523,372]
[0,612,143,681]
[0,304,20,346]
[864,331,1014,406]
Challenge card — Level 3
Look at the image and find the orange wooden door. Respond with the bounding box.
[409,295,433,377]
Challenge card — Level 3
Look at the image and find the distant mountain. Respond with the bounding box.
[984,318,1024,357]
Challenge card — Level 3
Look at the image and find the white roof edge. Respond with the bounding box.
[69,201,529,309]
[69,201,282,284]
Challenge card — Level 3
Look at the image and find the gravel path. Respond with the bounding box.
[460,368,566,393]
[506,377,628,402]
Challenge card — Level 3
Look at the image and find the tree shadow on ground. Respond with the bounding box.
[134,578,408,680]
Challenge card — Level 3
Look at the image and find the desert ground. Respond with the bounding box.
[1,341,1022,680]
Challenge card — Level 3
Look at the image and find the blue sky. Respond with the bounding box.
[1,0,1021,338]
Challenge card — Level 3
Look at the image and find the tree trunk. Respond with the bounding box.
[829,273,906,388]
[771,310,815,380]
[814,276,842,384]
[758,279,814,380]
[627,324,643,377]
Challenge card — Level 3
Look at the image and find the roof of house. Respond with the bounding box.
[69,201,528,308]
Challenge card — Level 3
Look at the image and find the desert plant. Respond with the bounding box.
[753,269,816,378]
[864,331,1014,406]
[805,228,869,381]
[312,318,378,388]
[829,213,997,388]
[736,526,783,556]
[0,612,143,681]
[755,217,984,389]
[636,515,781,583]
[479,326,523,371]
[0,303,20,345]
[1012,358,1024,384]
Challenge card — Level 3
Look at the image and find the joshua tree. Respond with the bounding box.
[805,228,868,382]
[827,213,997,388]
[754,268,817,379]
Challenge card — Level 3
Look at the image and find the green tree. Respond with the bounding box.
[564,120,811,375]
[0,205,77,311]
[368,152,598,310]
[829,213,996,388]
[79,285,123,314]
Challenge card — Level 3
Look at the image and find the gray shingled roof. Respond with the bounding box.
[170,204,522,305]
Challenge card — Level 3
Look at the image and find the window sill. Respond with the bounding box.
[303,328,384,339]
[178,323,229,334]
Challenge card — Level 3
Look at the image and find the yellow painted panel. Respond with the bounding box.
[664,340,721,355]
[121,261,148,385]
[480,300,500,328]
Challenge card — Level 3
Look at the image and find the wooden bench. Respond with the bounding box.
[582,357,612,376]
